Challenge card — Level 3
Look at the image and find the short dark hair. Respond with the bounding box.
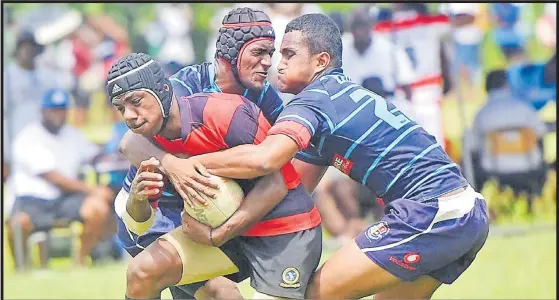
[485,69,508,92]
[285,13,343,68]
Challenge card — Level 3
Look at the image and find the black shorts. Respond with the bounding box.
[178,225,323,299]
[11,194,86,232]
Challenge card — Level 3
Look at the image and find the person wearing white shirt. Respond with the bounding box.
[7,88,115,268]
[342,7,416,101]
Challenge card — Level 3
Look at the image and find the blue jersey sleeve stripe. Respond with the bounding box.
[306,89,330,95]
[331,83,360,100]
[276,114,316,135]
[362,124,421,184]
[316,110,335,133]
[381,143,442,196]
[343,108,399,158]
[402,163,459,199]
[271,103,284,118]
[257,82,270,106]
[170,78,193,95]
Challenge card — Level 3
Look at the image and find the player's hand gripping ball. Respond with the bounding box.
[182,175,245,228]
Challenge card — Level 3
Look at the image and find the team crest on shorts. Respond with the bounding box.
[280,267,301,288]
[366,221,389,240]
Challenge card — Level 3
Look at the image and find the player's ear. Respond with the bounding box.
[314,51,331,74]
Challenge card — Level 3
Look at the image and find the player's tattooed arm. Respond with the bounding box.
[181,171,288,246]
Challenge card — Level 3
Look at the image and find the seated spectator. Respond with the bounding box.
[468,70,548,212]
[8,88,115,268]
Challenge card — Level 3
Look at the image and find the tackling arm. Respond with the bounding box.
[194,134,300,179]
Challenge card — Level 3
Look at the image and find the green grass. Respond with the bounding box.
[3,227,556,299]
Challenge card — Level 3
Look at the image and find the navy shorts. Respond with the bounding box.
[355,186,490,284]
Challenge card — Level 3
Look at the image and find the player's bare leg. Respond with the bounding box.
[305,240,442,299]
[374,276,441,299]
[78,195,110,265]
[126,238,242,299]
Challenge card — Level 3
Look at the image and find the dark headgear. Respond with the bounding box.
[106,53,173,133]
[215,7,275,87]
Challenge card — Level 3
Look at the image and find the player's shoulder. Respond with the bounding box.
[295,69,355,101]
[169,62,212,94]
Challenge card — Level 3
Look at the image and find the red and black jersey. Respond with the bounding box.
[152,92,321,237]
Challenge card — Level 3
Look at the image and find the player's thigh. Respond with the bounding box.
[305,240,402,299]
[160,226,240,286]
[374,275,442,299]
[240,225,323,299]
[129,237,183,286]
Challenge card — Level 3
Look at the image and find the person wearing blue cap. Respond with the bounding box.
[7,88,115,268]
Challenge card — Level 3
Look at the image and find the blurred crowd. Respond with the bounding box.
[2,3,556,268]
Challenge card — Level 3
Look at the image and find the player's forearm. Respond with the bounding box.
[126,193,153,223]
[196,144,282,179]
[120,130,169,167]
[212,171,287,245]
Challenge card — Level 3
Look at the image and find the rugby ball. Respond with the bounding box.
[182,175,245,228]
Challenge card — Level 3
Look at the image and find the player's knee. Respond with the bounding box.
[199,277,242,300]
[126,257,160,294]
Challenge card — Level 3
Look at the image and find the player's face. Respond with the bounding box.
[42,108,67,133]
[112,90,164,137]
[237,39,275,91]
[277,31,318,95]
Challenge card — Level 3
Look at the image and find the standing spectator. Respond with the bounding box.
[490,3,528,63]
[144,3,195,75]
[468,70,547,209]
[374,3,453,149]
[8,89,115,268]
[342,6,416,101]
[440,3,484,86]
[3,31,59,182]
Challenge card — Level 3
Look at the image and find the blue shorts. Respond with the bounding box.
[355,186,489,284]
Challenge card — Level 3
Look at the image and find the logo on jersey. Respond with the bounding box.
[403,253,421,264]
[332,154,353,175]
[280,267,301,288]
[365,221,389,240]
[112,84,123,95]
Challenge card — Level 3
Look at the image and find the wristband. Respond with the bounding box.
[122,206,156,235]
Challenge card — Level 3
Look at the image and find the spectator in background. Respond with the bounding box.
[490,3,528,63]
[440,3,484,86]
[468,70,547,210]
[375,3,453,149]
[3,31,59,182]
[8,89,115,268]
[342,6,416,101]
[144,3,195,76]
[72,15,130,127]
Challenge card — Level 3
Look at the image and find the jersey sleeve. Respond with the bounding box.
[294,145,330,166]
[169,65,204,96]
[267,89,334,150]
[256,82,284,124]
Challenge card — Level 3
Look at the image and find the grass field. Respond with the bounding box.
[3,226,556,299]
